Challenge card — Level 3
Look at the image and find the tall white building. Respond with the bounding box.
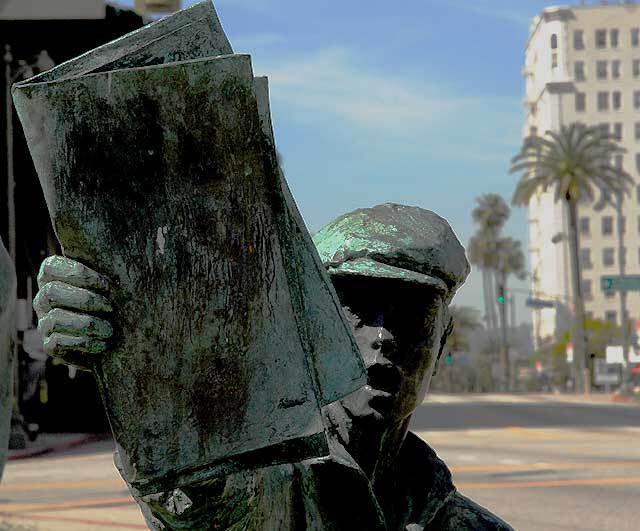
[524,1,640,346]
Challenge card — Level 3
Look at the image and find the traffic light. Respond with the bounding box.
[445,355,453,364]
[497,285,505,305]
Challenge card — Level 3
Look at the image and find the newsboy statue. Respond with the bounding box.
[34,203,513,530]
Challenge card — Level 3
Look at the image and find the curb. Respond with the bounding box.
[7,433,111,461]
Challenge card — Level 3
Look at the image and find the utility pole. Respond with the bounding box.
[616,194,631,392]
[497,280,510,391]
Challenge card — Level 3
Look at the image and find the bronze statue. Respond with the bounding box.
[33,204,513,530]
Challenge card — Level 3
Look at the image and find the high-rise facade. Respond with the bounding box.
[524,2,640,346]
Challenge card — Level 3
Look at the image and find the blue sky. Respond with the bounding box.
[115,0,562,323]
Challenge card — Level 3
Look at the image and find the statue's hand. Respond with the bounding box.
[34,256,113,371]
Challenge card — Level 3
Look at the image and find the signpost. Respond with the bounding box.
[594,359,620,385]
[600,275,640,292]
[525,297,555,309]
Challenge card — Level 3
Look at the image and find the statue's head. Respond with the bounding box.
[314,204,469,424]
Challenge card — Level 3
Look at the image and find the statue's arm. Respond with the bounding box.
[34,256,113,371]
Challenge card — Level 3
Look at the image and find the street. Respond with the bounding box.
[0,394,638,530]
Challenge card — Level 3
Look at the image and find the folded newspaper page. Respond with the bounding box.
[13,1,365,496]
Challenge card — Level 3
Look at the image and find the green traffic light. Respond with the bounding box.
[445,356,453,364]
[497,296,505,304]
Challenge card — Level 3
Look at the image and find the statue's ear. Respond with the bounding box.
[433,311,454,377]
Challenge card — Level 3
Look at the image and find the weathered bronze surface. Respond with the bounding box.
[14,1,365,496]
[0,239,15,481]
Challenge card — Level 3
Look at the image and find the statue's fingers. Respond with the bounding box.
[44,332,107,358]
[38,308,113,339]
[34,280,112,319]
[43,333,105,371]
[38,255,110,292]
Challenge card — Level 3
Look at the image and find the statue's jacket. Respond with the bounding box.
[130,431,514,531]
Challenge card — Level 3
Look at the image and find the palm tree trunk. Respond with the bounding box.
[482,268,493,332]
[567,198,589,393]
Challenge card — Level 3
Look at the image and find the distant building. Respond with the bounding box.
[524,1,640,346]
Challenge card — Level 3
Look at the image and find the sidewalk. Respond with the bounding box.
[8,433,111,461]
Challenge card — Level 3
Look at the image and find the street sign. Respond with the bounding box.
[606,345,625,364]
[526,297,555,309]
[594,359,620,385]
[600,275,640,292]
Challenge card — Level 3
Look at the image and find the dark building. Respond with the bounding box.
[1,4,144,433]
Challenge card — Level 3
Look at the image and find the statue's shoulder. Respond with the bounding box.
[428,491,515,531]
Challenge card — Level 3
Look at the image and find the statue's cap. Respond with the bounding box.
[313,203,470,297]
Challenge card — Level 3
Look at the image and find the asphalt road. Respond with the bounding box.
[0,393,638,530]
[413,394,640,531]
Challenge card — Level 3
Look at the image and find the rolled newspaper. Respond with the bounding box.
[13,1,365,496]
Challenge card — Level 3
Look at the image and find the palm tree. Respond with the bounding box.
[493,237,527,389]
[469,194,510,336]
[511,122,633,393]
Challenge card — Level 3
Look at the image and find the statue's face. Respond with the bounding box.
[333,276,450,424]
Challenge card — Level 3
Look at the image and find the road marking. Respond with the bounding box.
[0,511,147,530]
[458,477,640,489]
[0,497,135,512]
[451,461,640,472]
[498,458,525,465]
[505,426,565,438]
[0,479,124,492]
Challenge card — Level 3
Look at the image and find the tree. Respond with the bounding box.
[449,305,483,352]
[493,237,526,388]
[511,123,633,393]
[468,194,510,337]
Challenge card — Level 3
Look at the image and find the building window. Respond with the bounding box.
[597,60,608,79]
[583,279,593,300]
[621,247,627,266]
[579,217,590,235]
[636,184,640,203]
[602,216,614,235]
[605,290,616,299]
[613,92,622,111]
[614,122,623,140]
[636,153,640,172]
[596,29,607,49]
[551,34,558,49]
[551,52,558,69]
[581,248,592,269]
[633,28,640,48]
[574,61,585,81]
[574,30,585,50]
[636,123,640,140]
[598,91,609,111]
[576,92,586,112]
[603,247,615,266]
[634,91,640,110]
[634,59,640,78]
[598,123,610,137]
[611,29,619,49]
[605,311,617,324]
[620,216,627,234]
[612,60,621,79]
[614,154,623,169]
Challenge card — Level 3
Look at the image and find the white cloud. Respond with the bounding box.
[258,47,465,135]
